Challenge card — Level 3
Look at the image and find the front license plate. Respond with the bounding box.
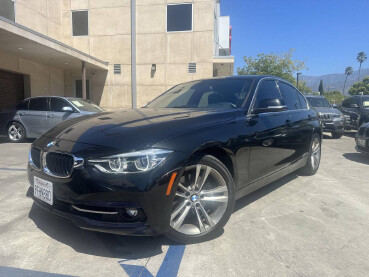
[357,138,367,147]
[34,176,53,205]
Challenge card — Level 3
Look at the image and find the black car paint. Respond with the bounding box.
[340,96,369,129]
[356,122,369,155]
[27,76,322,236]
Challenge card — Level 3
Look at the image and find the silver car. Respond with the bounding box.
[3,97,103,142]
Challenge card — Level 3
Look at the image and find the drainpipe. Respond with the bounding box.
[131,0,137,108]
[82,61,86,99]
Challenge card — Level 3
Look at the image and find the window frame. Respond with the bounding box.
[50,97,75,113]
[28,97,49,112]
[277,81,305,111]
[71,9,89,37]
[250,78,284,114]
[166,3,193,33]
[0,0,16,22]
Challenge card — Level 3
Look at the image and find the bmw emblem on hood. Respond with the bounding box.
[46,140,56,148]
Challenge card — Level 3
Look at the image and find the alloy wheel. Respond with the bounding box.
[8,124,23,141]
[170,164,229,235]
[310,136,321,170]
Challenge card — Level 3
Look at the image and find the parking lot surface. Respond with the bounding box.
[0,133,369,277]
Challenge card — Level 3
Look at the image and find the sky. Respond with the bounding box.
[220,0,369,76]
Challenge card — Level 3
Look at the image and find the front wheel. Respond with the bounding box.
[299,133,321,176]
[7,122,26,142]
[165,155,235,244]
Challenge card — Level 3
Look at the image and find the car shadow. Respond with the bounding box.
[343,131,356,138]
[28,202,224,259]
[28,173,299,258]
[234,172,298,212]
[342,153,369,165]
[0,136,35,144]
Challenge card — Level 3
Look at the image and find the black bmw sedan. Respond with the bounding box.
[27,76,322,243]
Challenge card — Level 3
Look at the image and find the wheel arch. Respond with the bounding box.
[188,145,237,186]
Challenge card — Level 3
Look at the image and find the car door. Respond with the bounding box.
[48,98,80,129]
[247,79,294,183]
[277,81,313,160]
[19,97,49,137]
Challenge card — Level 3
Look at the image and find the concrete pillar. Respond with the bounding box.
[82,61,86,99]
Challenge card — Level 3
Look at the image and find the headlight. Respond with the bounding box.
[88,149,173,173]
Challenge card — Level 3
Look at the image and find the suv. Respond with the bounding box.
[340,95,369,130]
[305,95,344,138]
[2,97,103,142]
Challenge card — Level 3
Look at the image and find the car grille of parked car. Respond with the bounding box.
[320,113,332,120]
[45,152,74,177]
[30,147,41,169]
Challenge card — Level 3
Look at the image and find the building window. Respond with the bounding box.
[0,0,15,22]
[167,4,192,32]
[114,64,121,75]
[72,10,88,36]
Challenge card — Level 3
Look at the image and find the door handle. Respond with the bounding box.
[19,112,25,116]
[47,114,55,118]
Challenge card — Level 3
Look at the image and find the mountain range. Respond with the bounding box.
[300,68,369,95]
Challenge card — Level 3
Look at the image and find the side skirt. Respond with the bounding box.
[235,155,308,200]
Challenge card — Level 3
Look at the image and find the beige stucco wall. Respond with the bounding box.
[15,0,64,42]
[6,0,218,109]
[0,50,64,97]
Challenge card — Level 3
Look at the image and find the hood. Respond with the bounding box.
[312,107,342,115]
[42,108,237,151]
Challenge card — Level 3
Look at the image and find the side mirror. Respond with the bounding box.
[253,98,287,114]
[332,104,338,108]
[62,106,73,112]
[350,104,359,108]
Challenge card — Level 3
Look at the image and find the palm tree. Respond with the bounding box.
[357,52,367,81]
[343,66,354,94]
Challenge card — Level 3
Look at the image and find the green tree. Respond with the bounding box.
[237,49,306,84]
[357,51,367,81]
[348,76,369,95]
[324,91,346,104]
[318,80,325,95]
[295,80,312,93]
[343,66,354,94]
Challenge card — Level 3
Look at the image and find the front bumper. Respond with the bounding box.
[322,118,344,133]
[356,136,369,155]
[27,137,188,236]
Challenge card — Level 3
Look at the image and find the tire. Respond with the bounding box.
[7,122,26,143]
[299,133,321,176]
[331,132,343,139]
[165,155,235,244]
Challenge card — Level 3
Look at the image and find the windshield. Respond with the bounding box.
[146,79,253,109]
[70,99,103,112]
[362,97,369,108]
[306,97,331,108]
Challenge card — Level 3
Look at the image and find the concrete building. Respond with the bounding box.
[0,0,234,110]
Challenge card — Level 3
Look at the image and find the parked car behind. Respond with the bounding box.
[27,76,322,243]
[3,97,103,142]
[356,122,369,155]
[305,95,344,138]
[339,95,369,130]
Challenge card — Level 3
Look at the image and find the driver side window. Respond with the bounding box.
[254,80,282,109]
